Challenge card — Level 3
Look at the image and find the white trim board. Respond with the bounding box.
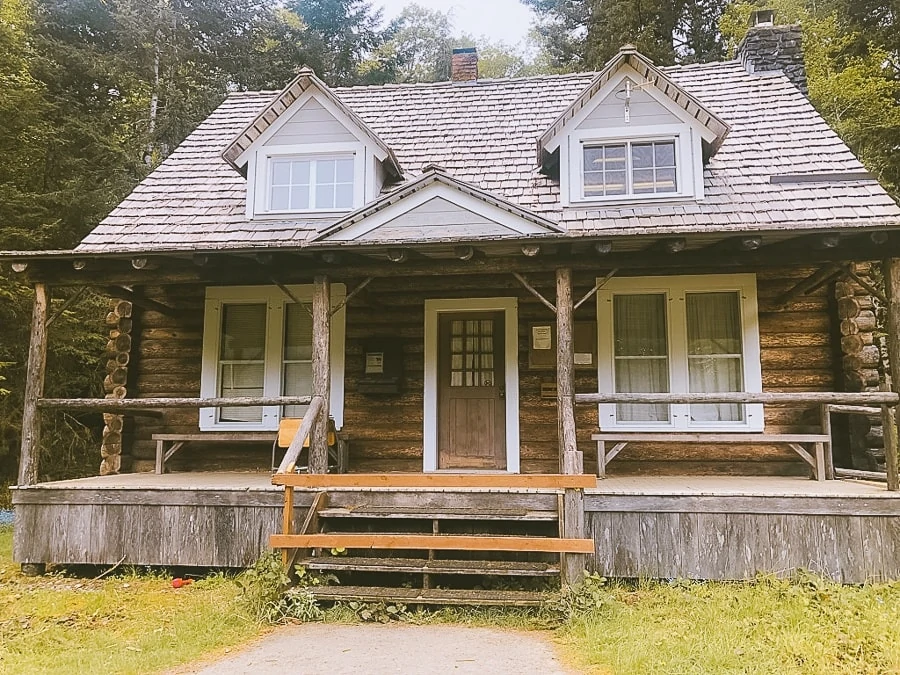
[423,297,521,473]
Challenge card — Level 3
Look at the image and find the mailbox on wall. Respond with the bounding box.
[358,338,403,394]
[528,321,597,370]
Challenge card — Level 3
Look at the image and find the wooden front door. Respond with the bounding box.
[438,312,506,469]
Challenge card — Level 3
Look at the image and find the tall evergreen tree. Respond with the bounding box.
[288,0,388,85]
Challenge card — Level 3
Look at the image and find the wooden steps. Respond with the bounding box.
[317,506,558,521]
[307,585,549,607]
[272,533,594,553]
[299,556,560,576]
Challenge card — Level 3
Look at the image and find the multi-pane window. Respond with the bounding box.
[686,292,745,422]
[283,303,313,418]
[598,276,762,431]
[583,140,677,198]
[218,304,267,423]
[449,319,495,387]
[269,156,354,211]
[612,294,670,422]
[201,286,346,431]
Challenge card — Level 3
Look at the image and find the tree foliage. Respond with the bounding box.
[721,0,900,198]
[524,0,729,69]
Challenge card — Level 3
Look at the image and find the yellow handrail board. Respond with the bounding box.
[271,473,596,489]
[270,533,595,554]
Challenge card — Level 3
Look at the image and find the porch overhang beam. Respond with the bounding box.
[7,230,900,286]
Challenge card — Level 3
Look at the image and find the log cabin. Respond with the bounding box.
[5,15,900,601]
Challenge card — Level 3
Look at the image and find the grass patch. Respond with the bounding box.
[3,533,900,674]
[558,575,900,674]
[0,525,267,675]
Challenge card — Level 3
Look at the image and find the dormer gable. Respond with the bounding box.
[537,46,730,207]
[222,68,402,219]
[314,166,562,244]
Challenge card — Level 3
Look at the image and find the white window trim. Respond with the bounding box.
[250,142,366,218]
[564,125,702,206]
[200,284,346,432]
[423,297,520,473]
[596,274,763,432]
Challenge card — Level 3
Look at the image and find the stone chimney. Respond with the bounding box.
[736,10,807,95]
[451,47,478,82]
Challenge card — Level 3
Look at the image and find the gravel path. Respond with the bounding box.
[186,624,576,675]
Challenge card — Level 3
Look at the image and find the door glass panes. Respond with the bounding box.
[631,141,677,194]
[613,294,670,422]
[218,303,266,422]
[283,303,314,417]
[449,318,495,387]
[686,292,744,422]
[584,144,627,197]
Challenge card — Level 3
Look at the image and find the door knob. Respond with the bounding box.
[499,386,505,399]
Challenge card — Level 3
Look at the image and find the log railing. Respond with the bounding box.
[824,402,900,491]
[575,391,900,491]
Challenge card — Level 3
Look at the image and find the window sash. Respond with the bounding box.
[582,140,678,198]
[268,155,355,212]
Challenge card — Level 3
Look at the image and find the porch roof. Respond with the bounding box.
[71,60,899,255]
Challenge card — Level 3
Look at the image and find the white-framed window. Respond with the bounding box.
[200,285,346,431]
[564,125,702,205]
[250,142,366,217]
[583,140,677,198]
[269,155,355,211]
[596,274,763,432]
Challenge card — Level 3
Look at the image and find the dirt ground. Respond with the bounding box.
[181,623,577,674]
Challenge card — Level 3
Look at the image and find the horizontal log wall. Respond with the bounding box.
[124,267,833,474]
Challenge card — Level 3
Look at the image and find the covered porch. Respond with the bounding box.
[7,221,900,580]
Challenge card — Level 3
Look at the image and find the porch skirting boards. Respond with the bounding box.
[12,475,900,582]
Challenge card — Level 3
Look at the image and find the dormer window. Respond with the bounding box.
[584,140,677,198]
[269,155,355,211]
[570,130,690,204]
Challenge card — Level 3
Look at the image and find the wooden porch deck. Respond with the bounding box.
[17,471,893,496]
[12,472,900,582]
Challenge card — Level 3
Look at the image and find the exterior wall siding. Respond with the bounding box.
[126,267,834,475]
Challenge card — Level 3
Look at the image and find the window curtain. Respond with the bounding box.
[613,293,670,422]
[686,292,744,422]
[218,303,266,422]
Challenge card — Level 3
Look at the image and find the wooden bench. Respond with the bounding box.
[152,433,274,474]
[591,432,833,481]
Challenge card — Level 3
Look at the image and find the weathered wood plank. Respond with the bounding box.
[679,512,703,579]
[310,275,331,474]
[612,513,641,577]
[697,513,727,579]
[584,495,900,516]
[273,473,597,489]
[270,533,595,553]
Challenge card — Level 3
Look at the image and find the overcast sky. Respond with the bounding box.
[374,0,536,45]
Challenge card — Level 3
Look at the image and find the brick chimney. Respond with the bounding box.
[451,47,478,82]
[736,10,807,95]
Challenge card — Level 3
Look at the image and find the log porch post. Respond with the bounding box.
[310,275,331,474]
[18,283,49,486]
[881,258,900,491]
[556,267,587,586]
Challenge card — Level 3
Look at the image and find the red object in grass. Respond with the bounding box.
[171,578,193,588]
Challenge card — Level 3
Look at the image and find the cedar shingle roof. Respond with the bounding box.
[77,60,900,253]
